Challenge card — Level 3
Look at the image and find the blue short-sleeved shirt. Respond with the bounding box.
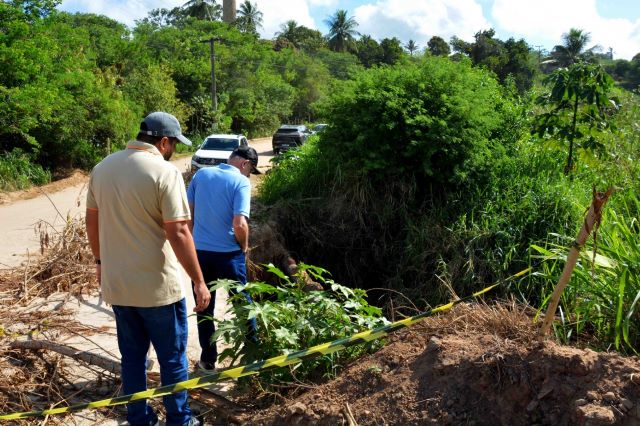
[187,163,251,252]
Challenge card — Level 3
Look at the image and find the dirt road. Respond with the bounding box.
[0,137,274,424]
[0,137,273,268]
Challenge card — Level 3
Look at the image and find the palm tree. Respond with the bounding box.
[324,10,359,52]
[551,28,593,66]
[182,0,221,21]
[276,20,299,46]
[405,39,418,56]
[236,1,262,34]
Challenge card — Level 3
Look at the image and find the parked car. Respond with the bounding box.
[311,123,328,134]
[272,124,311,155]
[191,134,249,171]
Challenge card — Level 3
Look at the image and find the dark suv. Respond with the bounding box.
[272,124,311,154]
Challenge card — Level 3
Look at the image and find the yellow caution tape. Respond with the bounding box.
[0,266,532,420]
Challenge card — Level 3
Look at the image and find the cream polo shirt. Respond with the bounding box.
[86,140,190,307]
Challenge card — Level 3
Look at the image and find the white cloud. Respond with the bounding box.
[59,0,184,26]
[253,0,317,39]
[491,0,640,59]
[60,0,319,39]
[353,0,490,48]
[307,0,339,6]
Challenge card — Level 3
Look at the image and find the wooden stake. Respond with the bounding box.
[537,187,614,340]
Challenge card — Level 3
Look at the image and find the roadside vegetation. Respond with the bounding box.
[2,0,640,388]
[0,148,50,190]
[260,56,640,356]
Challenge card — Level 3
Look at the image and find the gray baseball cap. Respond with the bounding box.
[140,112,192,146]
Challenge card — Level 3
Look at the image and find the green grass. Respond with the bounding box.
[527,194,640,353]
[0,149,51,191]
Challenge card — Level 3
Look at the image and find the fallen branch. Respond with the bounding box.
[10,339,120,375]
[10,339,245,416]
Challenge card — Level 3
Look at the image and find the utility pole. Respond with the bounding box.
[200,37,221,112]
[534,45,543,67]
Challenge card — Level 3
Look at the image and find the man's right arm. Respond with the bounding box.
[164,220,211,312]
[233,214,249,253]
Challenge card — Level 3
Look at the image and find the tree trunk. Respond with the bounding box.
[565,95,580,175]
[223,0,236,23]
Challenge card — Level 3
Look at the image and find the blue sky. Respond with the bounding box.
[59,0,640,59]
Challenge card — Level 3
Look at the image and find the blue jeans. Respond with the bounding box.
[112,298,192,426]
[193,249,258,364]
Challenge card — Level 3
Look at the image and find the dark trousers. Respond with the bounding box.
[112,299,191,426]
[192,249,257,364]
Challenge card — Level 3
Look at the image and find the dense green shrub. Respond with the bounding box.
[260,58,540,305]
[318,56,517,189]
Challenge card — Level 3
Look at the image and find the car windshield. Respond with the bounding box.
[201,138,238,150]
[276,128,302,134]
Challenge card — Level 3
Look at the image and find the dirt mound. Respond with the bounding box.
[243,303,640,426]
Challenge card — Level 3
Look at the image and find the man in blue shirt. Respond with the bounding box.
[187,146,260,371]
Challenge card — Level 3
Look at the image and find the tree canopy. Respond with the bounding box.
[324,10,358,53]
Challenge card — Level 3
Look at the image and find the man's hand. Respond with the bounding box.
[193,281,211,312]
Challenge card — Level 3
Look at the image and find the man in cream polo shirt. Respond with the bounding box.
[86,112,210,426]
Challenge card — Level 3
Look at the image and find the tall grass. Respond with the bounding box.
[528,194,640,353]
[0,149,51,191]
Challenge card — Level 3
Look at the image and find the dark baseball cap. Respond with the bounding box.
[232,146,261,174]
[140,112,192,146]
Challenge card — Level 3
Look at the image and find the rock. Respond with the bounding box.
[602,392,617,403]
[427,337,442,352]
[579,405,616,425]
[527,400,539,412]
[576,399,588,406]
[621,398,634,411]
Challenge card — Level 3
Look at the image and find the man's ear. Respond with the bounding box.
[156,136,169,151]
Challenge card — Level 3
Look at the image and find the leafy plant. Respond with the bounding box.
[534,62,618,174]
[210,263,389,385]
